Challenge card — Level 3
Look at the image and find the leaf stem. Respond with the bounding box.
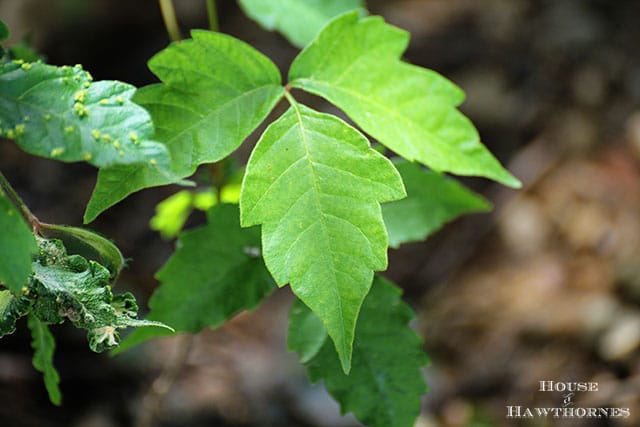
[158,0,182,42]
[0,170,41,233]
[206,0,219,32]
[208,162,224,193]
[283,90,297,107]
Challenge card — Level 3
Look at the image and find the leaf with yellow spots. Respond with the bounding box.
[84,30,284,222]
[0,61,170,170]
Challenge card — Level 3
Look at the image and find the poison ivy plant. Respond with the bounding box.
[238,0,366,47]
[289,276,428,427]
[0,5,520,426]
[0,19,173,405]
[0,45,173,394]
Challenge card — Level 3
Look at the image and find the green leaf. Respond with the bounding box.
[149,188,221,239]
[238,0,366,47]
[136,30,284,175]
[39,223,125,280]
[288,297,327,363]
[85,30,285,222]
[149,190,196,239]
[28,314,62,406]
[0,194,37,293]
[289,277,428,427]
[9,41,44,63]
[240,100,405,372]
[0,289,30,336]
[30,236,171,352]
[383,160,492,247]
[216,165,246,205]
[0,61,170,169]
[117,203,274,352]
[289,12,520,188]
[151,204,275,330]
[83,162,183,223]
[193,189,218,210]
[0,20,9,41]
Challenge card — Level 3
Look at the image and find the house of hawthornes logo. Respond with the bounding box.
[506,381,631,419]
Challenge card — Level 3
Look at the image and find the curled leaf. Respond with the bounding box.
[30,236,172,352]
[39,223,124,281]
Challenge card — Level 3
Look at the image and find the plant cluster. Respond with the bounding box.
[0,2,518,426]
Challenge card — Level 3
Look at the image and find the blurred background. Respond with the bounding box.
[1,0,640,426]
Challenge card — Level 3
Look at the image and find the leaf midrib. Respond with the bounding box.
[288,101,347,355]
[356,344,396,425]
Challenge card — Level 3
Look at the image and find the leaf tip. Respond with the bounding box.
[82,208,98,225]
[339,353,352,375]
[502,173,523,189]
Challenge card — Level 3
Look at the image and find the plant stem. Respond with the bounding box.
[208,162,224,193]
[158,0,182,42]
[206,0,219,32]
[283,89,297,107]
[0,170,41,232]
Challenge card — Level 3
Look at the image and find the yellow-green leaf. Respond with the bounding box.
[240,100,405,372]
[290,12,520,187]
[85,30,284,222]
